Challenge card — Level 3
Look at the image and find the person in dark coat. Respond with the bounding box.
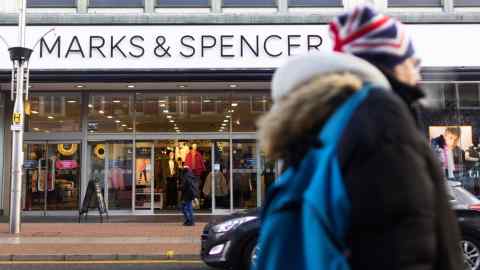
[257,13,462,270]
[326,6,463,269]
[179,164,198,226]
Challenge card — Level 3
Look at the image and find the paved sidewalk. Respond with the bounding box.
[0,223,205,261]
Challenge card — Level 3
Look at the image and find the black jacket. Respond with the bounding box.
[338,86,463,270]
[179,168,198,202]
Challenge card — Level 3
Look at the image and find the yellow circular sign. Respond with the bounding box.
[12,112,22,124]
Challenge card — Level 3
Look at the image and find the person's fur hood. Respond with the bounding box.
[257,73,363,162]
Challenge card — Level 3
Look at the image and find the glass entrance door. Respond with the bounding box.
[23,142,81,214]
[135,142,154,212]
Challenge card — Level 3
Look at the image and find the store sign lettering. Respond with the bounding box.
[39,34,323,59]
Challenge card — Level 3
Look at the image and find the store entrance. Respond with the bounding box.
[23,142,81,214]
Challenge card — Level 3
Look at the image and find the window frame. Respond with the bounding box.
[388,0,442,8]
[156,0,210,8]
[454,0,480,7]
[27,0,77,8]
[288,0,343,8]
[223,0,276,8]
[88,0,145,8]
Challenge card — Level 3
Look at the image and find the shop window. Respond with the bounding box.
[232,95,272,132]
[388,0,442,7]
[288,0,342,7]
[455,0,480,7]
[88,94,134,133]
[459,84,480,109]
[156,0,209,7]
[89,0,144,8]
[26,93,82,133]
[27,0,76,8]
[223,0,276,7]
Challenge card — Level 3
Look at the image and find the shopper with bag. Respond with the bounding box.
[254,49,462,269]
[179,164,198,226]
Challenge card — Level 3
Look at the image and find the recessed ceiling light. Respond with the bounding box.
[163,110,169,113]
[76,85,84,88]
[121,124,127,127]
[159,104,166,107]
[229,84,238,88]
[222,123,227,126]
[223,119,229,123]
[226,115,231,118]
[33,128,39,131]
[204,100,211,103]
[169,120,174,123]
[89,130,95,133]
[112,100,121,103]
[67,100,77,103]
[166,115,172,119]
[115,120,121,123]
[127,85,135,88]
[47,116,54,119]
[88,104,93,108]
[128,127,133,130]
[31,110,39,114]
[178,85,186,88]
[99,110,104,114]
[231,103,238,107]
[228,110,234,113]
[107,115,113,119]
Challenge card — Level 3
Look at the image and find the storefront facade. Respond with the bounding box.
[0,0,480,216]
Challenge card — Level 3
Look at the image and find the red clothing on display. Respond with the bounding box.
[185,151,206,176]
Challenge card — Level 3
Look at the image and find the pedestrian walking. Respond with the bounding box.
[254,45,462,270]
[179,164,198,226]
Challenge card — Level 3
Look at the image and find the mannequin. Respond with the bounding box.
[185,144,206,198]
[175,142,190,162]
[165,151,179,209]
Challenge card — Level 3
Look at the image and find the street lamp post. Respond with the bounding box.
[9,0,31,235]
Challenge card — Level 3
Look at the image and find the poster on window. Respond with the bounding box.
[136,159,151,186]
[429,126,472,178]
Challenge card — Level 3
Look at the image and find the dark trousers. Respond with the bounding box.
[166,177,178,207]
[181,200,194,224]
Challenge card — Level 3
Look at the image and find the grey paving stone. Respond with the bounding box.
[12,254,65,261]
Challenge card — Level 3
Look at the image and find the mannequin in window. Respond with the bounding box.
[165,150,179,209]
[431,127,465,179]
[175,142,190,162]
[185,144,206,190]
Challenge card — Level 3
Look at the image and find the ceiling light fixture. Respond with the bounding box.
[226,115,231,118]
[121,124,127,127]
[113,100,121,103]
[163,110,169,113]
[31,110,39,114]
[33,128,39,131]
[127,85,135,88]
[204,99,211,103]
[107,115,113,119]
[159,104,166,107]
[178,85,186,88]
[166,115,172,119]
[67,100,77,103]
[98,110,105,114]
[229,84,238,88]
[115,120,121,123]
[231,103,238,107]
[47,116,54,119]
[76,85,85,88]
[223,119,229,123]
[88,104,93,108]
[128,127,133,130]
[169,120,174,123]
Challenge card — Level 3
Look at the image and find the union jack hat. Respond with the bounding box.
[330,5,415,70]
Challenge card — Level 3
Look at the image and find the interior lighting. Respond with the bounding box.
[33,128,40,131]
[127,85,135,88]
[128,127,133,130]
[88,104,93,108]
[47,116,54,119]
[67,100,77,103]
[76,85,85,88]
[31,110,39,114]
[121,124,127,127]
[107,116,113,119]
[169,120,175,123]
[113,100,121,103]
[226,115,231,118]
[204,100,211,103]
[166,115,172,119]
[231,103,238,107]
[229,84,238,88]
[99,110,105,114]
[159,104,166,107]
[223,120,229,123]
[115,120,121,123]
[163,110,169,113]
[178,85,186,88]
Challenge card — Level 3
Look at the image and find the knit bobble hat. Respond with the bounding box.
[329,4,415,70]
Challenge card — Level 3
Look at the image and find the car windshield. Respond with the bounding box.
[452,186,480,205]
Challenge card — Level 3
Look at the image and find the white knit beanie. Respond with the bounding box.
[271,51,391,103]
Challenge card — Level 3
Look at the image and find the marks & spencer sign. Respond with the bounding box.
[0,24,479,69]
[0,25,330,70]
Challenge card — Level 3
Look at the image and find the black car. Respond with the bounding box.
[201,181,480,270]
